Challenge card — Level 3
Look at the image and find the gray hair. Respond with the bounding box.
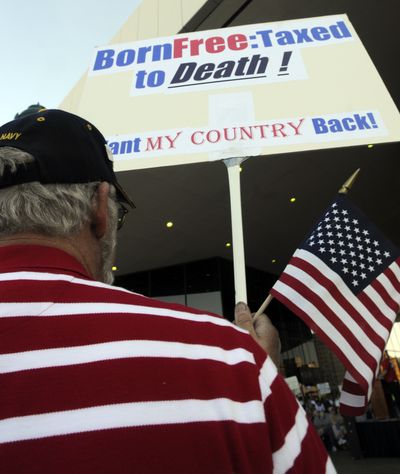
[0,147,118,237]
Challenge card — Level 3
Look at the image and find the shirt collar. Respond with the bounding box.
[0,244,93,280]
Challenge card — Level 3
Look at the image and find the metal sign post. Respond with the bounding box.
[224,157,248,303]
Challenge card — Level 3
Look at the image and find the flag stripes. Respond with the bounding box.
[0,247,333,473]
[272,248,400,415]
[0,398,265,444]
[0,339,255,374]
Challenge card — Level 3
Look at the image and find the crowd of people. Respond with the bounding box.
[298,395,349,452]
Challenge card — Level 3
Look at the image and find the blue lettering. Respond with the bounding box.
[312,118,328,134]
[342,118,356,131]
[116,49,135,67]
[330,21,352,39]
[354,114,371,130]
[328,119,344,132]
[276,31,295,45]
[152,43,173,61]
[293,29,313,43]
[108,141,119,154]
[93,49,115,70]
[147,70,165,87]
[311,26,330,41]
[255,30,274,47]
[107,138,141,155]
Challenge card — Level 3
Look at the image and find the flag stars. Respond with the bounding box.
[341,258,348,264]
[319,247,326,253]
[352,219,358,224]
[348,242,354,249]
[318,239,324,245]
[343,217,349,223]
[327,231,333,237]
[354,227,360,234]
[367,256,373,263]
[351,260,357,266]
[361,272,367,279]
[340,249,346,256]
[362,229,369,235]
[368,265,375,272]
[357,245,363,251]
[359,254,364,260]
[384,251,391,258]
[351,270,358,277]
[341,209,348,215]
[349,251,356,257]
[330,257,337,263]
[343,267,349,274]
[360,263,365,269]
[352,279,359,287]
[365,238,371,244]
[374,249,381,256]
[335,224,341,230]
[338,241,345,247]
[337,232,343,238]
[332,209,339,214]
[376,258,382,265]
[373,240,379,247]
[366,247,372,253]
[329,248,336,254]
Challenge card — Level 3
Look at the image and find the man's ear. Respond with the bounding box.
[92,182,110,239]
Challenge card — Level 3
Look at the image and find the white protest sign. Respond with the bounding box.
[317,382,331,395]
[285,376,302,396]
[65,14,400,171]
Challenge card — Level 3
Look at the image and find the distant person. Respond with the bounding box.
[0,110,334,473]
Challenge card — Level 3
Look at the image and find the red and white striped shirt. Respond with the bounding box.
[0,245,334,473]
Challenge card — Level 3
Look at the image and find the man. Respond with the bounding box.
[0,110,334,473]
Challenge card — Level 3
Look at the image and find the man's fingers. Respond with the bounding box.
[234,302,257,338]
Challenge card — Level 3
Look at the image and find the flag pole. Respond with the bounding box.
[338,168,360,194]
[254,168,362,317]
[224,157,247,303]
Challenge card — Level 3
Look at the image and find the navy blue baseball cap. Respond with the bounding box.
[0,109,134,207]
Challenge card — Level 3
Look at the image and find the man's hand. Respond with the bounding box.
[234,302,281,367]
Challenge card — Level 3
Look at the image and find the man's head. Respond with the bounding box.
[0,109,134,284]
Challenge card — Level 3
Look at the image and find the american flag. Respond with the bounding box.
[270,194,400,416]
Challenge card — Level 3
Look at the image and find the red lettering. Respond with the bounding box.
[239,127,254,140]
[227,34,248,51]
[191,131,204,145]
[205,36,225,53]
[206,130,221,143]
[173,37,189,58]
[165,132,182,148]
[271,123,287,137]
[287,118,305,135]
[253,124,269,138]
[146,136,163,151]
[190,38,204,56]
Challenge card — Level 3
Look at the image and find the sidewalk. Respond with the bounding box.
[330,450,400,473]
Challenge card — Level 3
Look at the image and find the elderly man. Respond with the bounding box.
[0,110,333,473]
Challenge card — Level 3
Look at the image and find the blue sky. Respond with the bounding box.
[1,0,141,125]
